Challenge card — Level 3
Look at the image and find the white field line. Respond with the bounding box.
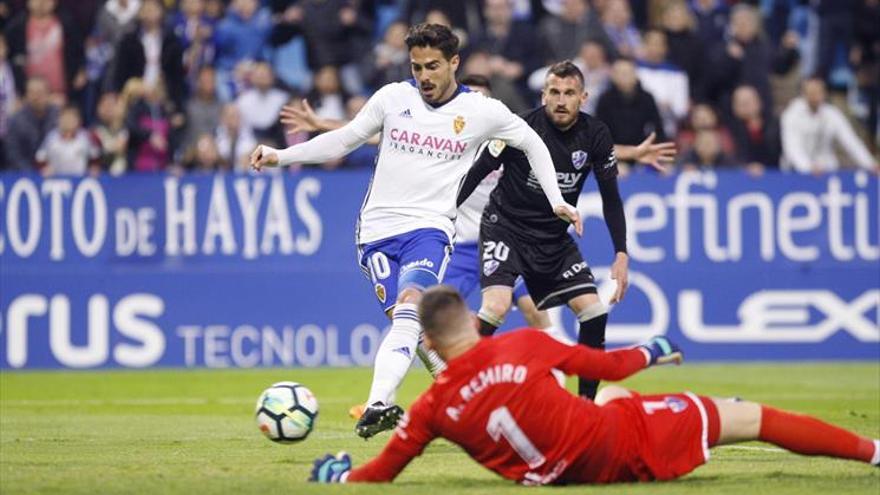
[716,445,787,453]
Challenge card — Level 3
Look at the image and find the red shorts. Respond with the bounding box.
[615,392,721,481]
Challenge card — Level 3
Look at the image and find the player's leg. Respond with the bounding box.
[476,222,523,336]
[530,240,604,399]
[442,242,481,299]
[568,292,607,399]
[478,287,513,336]
[357,229,451,438]
[712,398,880,465]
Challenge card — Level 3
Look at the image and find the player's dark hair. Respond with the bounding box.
[420,286,469,337]
[460,74,492,92]
[405,23,460,60]
[546,60,585,90]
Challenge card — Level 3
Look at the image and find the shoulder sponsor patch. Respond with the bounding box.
[375,283,387,303]
[487,139,506,157]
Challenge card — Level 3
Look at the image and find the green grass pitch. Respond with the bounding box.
[1,363,878,495]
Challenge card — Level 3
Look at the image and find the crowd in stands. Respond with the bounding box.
[0,0,877,176]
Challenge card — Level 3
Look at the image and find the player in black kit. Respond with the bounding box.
[457,61,674,400]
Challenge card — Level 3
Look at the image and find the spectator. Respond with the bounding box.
[470,0,540,95]
[113,0,185,110]
[577,40,611,115]
[462,48,528,113]
[679,128,733,169]
[172,0,217,93]
[361,21,410,90]
[306,65,346,123]
[707,4,798,119]
[0,34,15,164]
[4,77,58,170]
[528,39,610,115]
[659,1,704,100]
[601,0,642,59]
[636,29,688,137]
[405,0,482,38]
[811,0,857,83]
[125,79,174,172]
[4,0,85,100]
[537,0,611,63]
[852,0,880,150]
[424,9,470,50]
[728,85,781,174]
[91,92,129,175]
[214,0,272,101]
[690,0,728,47]
[184,133,226,172]
[185,66,222,148]
[781,77,878,174]
[35,105,99,175]
[215,102,256,171]
[236,61,288,148]
[95,0,141,47]
[340,95,377,170]
[595,58,665,146]
[677,102,734,159]
[269,0,373,95]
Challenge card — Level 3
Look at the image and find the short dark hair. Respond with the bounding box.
[405,23,459,60]
[546,60,585,89]
[460,74,492,92]
[419,286,468,338]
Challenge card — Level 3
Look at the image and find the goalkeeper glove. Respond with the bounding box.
[641,336,683,366]
[309,452,352,483]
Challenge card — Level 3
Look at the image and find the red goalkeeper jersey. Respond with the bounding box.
[347,329,654,485]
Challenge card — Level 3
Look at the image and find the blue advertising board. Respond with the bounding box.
[1,170,877,369]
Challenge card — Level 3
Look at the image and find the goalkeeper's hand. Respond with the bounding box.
[640,336,683,366]
[309,452,352,483]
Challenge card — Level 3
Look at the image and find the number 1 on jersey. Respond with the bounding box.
[486,406,546,469]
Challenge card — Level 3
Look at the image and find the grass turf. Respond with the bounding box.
[1,363,878,495]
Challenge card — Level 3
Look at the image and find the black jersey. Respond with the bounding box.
[460,107,620,244]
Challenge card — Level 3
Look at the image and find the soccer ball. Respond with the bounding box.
[255,381,319,443]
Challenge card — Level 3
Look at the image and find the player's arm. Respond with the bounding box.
[309,396,438,484]
[593,123,630,304]
[613,132,676,172]
[250,86,389,170]
[487,101,582,235]
[456,141,505,207]
[279,99,382,146]
[529,331,682,381]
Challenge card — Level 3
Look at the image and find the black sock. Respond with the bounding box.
[478,316,499,336]
[577,313,607,400]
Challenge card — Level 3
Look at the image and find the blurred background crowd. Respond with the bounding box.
[0,0,877,176]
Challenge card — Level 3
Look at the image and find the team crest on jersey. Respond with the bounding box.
[375,283,387,303]
[571,150,588,170]
[483,259,500,276]
[453,115,466,135]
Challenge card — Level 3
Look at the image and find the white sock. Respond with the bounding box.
[542,325,572,387]
[871,439,880,465]
[416,337,447,377]
[366,303,421,406]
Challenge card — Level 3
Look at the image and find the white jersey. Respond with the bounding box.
[266,80,566,245]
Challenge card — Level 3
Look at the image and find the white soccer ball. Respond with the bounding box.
[254,381,319,443]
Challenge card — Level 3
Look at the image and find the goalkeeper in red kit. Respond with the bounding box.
[310,286,880,485]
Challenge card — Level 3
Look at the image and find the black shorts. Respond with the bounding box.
[479,219,597,310]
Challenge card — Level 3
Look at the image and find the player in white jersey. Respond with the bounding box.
[250,23,580,439]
